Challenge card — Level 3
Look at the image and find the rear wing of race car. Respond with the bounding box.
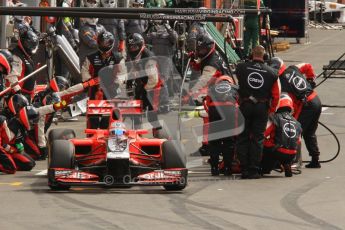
[87,99,143,117]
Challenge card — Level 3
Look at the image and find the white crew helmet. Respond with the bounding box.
[83,0,100,8]
[129,0,144,8]
[101,0,117,7]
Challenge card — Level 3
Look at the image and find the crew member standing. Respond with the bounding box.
[235,45,280,179]
[7,30,39,102]
[125,33,166,133]
[79,17,105,72]
[186,14,208,90]
[243,0,264,57]
[124,0,148,37]
[207,76,240,176]
[146,18,178,97]
[188,33,231,156]
[99,0,126,55]
[81,31,123,100]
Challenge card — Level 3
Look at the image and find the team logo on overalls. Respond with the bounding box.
[292,76,307,91]
[215,83,231,94]
[248,72,264,89]
[283,123,297,138]
[288,71,307,91]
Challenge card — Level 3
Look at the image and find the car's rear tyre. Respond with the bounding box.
[48,140,75,190]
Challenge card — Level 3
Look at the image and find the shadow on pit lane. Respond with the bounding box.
[23,188,185,195]
[12,175,46,179]
[260,175,291,179]
[186,175,288,182]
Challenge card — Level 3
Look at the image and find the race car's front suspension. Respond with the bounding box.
[106,159,131,184]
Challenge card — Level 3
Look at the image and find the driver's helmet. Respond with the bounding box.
[109,122,126,137]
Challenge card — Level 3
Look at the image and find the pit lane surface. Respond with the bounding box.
[1,28,345,230]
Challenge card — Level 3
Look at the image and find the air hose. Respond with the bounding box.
[312,121,341,163]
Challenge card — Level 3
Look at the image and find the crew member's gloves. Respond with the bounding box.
[73,43,79,53]
[179,110,200,118]
[15,143,24,153]
[118,40,125,52]
[193,94,205,106]
[190,60,201,71]
[82,77,100,89]
[187,51,195,59]
[39,32,48,40]
[53,100,68,111]
[11,82,21,94]
[182,94,191,105]
[51,92,61,104]
[3,144,17,154]
[164,22,172,31]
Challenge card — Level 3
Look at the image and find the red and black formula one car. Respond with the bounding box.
[47,100,187,191]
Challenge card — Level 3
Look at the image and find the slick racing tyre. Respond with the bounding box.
[48,128,76,153]
[163,182,186,191]
[48,128,76,144]
[161,140,187,191]
[162,140,186,169]
[163,173,187,191]
[48,140,75,190]
[153,125,175,140]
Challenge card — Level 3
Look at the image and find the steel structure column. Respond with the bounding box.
[0,0,8,48]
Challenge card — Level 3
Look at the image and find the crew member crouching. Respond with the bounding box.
[188,33,232,157]
[270,57,322,168]
[261,94,302,177]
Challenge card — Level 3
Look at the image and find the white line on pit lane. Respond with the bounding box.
[189,171,211,174]
[35,170,47,176]
[322,107,333,115]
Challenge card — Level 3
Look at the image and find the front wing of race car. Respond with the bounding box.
[48,168,188,187]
